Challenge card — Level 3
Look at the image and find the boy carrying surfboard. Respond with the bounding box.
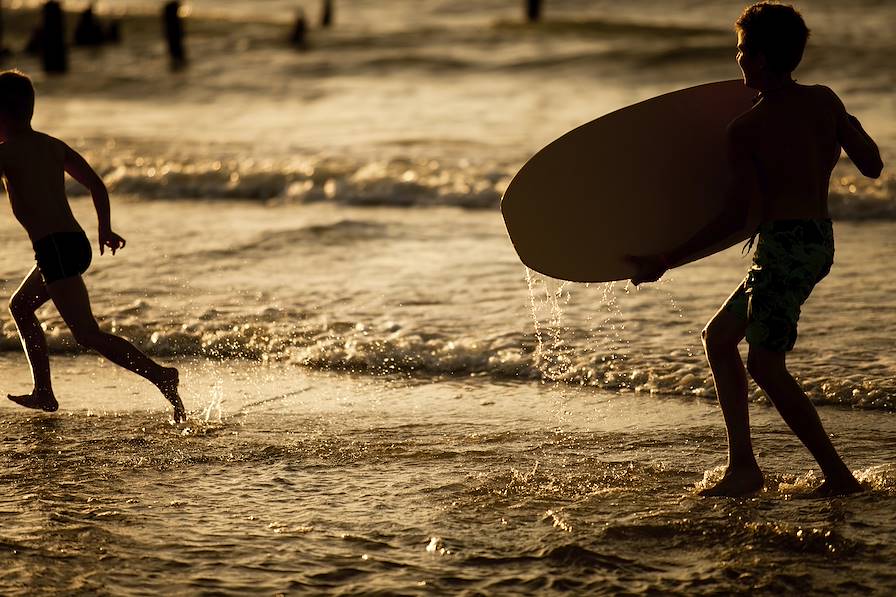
[630,2,883,497]
[0,70,186,422]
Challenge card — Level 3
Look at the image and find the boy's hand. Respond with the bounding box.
[626,254,667,286]
[99,228,127,255]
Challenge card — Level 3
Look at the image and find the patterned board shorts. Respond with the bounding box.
[723,219,834,352]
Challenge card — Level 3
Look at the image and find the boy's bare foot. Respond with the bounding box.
[804,477,864,498]
[155,367,186,423]
[699,465,765,497]
[8,390,59,412]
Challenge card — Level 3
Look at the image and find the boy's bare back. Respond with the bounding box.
[0,130,82,242]
[731,83,882,223]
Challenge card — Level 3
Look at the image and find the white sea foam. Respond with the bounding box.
[57,147,896,217]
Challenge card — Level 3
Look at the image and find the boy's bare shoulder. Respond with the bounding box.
[808,84,847,115]
[809,83,839,100]
[729,84,842,132]
[2,130,66,151]
[33,130,68,152]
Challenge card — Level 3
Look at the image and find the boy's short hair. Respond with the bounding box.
[0,70,35,124]
[736,2,810,74]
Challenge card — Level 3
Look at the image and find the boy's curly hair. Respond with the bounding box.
[0,70,35,124]
[736,2,810,74]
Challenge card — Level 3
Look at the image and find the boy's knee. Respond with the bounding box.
[746,349,785,387]
[702,322,734,355]
[745,352,764,383]
[701,325,717,353]
[70,326,102,349]
[9,293,33,318]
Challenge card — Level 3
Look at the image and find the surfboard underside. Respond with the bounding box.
[501,80,758,283]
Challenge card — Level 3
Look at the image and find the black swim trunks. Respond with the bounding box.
[32,230,92,284]
[723,219,834,352]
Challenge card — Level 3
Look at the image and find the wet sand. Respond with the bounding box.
[2,355,896,594]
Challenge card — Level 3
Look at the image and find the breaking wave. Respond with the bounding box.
[69,152,896,217]
[2,298,893,411]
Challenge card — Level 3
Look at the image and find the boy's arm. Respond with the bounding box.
[823,86,883,179]
[62,142,126,255]
[629,121,759,285]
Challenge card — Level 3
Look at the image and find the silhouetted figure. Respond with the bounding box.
[106,19,122,44]
[630,2,882,498]
[0,70,186,422]
[290,8,308,50]
[320,0,333,28]
[525,0,542,22]
[163,1,186,71]
[74,5,105,47]
[41,1,67,74]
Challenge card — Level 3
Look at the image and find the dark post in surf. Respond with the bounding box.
[291,8,309,51]
[163,0,187,71]
[41,1,68,74]
[320,0,333,28]
[525,0,542,22]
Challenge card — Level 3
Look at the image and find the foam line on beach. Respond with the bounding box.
[56,148,896,217]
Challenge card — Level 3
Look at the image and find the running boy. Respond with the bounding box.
[0,70,186,422]
[630,3,883,497]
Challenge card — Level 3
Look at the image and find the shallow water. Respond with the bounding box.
[1,202,896,593]
[2,361,896,594]
[0,0,895,594]
[2,201,894,407]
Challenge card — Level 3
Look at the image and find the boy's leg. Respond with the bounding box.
[46,275,185,422]
[747,347,861,495]
[7,266,57,411]
[699,306,764,497]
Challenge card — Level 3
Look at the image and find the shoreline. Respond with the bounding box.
[2,355,895,595]
[1,352,891,436]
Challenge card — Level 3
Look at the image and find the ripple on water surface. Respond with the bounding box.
[2,394,896,594]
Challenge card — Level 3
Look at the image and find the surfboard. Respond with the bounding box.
[501,80,760,283]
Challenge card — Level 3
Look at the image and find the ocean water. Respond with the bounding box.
[0,1,895,594]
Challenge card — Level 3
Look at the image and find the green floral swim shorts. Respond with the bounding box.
[723,219,834,352]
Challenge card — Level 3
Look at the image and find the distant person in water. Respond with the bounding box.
[290,8,309,51]
[73,5,106,47]
[630,2,883,497]
[0,70,186,422]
